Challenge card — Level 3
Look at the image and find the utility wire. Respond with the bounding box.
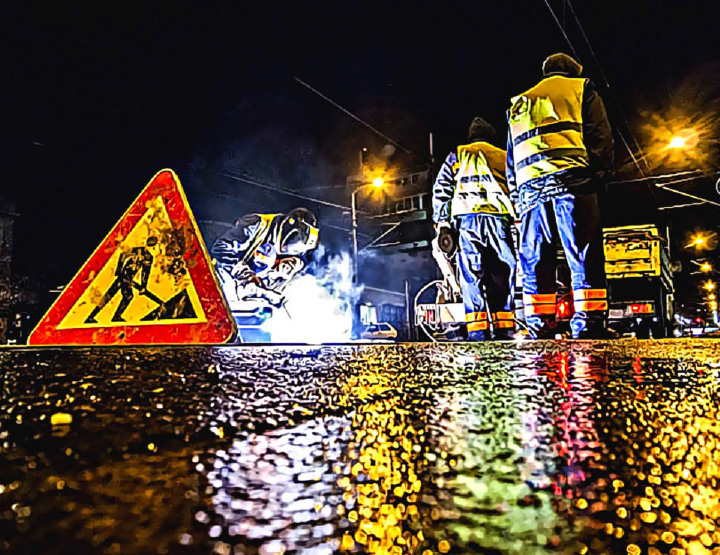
[607,169,720,208]
[606,170,706,186]
[293,76,430,168]
[653,182,720,208]
[221,171,352,211]
[565,0,651,172]
[658,201,707,211]
[541,0,648,177]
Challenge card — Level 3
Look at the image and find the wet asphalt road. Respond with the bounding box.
[1,340,720,554]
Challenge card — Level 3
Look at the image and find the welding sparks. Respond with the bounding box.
[261,251,362,343]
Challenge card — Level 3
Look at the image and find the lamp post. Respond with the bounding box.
[350,177,384,282]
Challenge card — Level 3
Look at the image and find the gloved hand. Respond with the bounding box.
[238,280,285,308]
[262,288,286,308]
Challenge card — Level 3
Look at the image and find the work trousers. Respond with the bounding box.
[456,214,516,340]
[519,192,607,337]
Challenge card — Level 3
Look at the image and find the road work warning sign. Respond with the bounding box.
[29,169,236,345]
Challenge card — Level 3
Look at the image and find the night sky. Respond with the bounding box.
[3,1,720,309]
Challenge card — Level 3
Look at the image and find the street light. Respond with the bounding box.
[709,293,717,301]
[686,231,714,250]
[350,179,385,281]
[669,136,686,149]
[701,262,713,273]
[703,281,716,292]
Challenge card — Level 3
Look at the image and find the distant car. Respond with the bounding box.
[360,322,398,341]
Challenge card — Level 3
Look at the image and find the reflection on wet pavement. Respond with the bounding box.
[2,340,720,553]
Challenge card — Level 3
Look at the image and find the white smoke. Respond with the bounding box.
[260,250,363,343]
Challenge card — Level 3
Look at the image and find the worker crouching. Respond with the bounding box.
[506,53,614,339]
[432,117,517,340]
[211,208,319,310]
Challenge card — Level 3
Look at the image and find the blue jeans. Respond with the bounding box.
[519,193,607,337]
[456,214,516,340]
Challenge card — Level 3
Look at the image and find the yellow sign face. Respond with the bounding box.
[58,196,207,329]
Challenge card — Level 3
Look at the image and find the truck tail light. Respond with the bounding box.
[557,301,570,318]
[630,303,653,314]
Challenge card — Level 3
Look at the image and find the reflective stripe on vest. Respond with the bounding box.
[508,76,589,187]
[573,288,608,312]
[467,321,489,332]
[523,293,557,316]
[450,142,514,217]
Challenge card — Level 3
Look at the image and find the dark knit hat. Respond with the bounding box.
[542,53,583,77]
[467,117,496,142]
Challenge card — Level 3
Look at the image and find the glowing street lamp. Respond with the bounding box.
[709,293,717,301]
[701,262,713,273]
[686,231,713,250]
[711,301,718,311]
[372,177,384,188]
[669,136,687,149]
[703,281,716,292]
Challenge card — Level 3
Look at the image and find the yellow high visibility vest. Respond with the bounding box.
[508,76,589,187]
[450,142,514,217]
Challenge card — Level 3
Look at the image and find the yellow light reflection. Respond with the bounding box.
[337,364,433,553]
[669,136,686,149]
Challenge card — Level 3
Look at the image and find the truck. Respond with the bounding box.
[602,224,675,338]
[415,223,675,340]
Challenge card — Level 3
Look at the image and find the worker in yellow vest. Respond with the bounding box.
[506,53,614,339]
[432,117,517,340]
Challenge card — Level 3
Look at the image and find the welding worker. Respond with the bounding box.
[432,117,517,340]
[506,53,614,339]
[211,208,319,308]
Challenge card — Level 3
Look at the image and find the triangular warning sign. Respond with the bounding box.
[29,169,236,345]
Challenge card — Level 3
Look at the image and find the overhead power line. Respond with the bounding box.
[221,170,352,211]
[607,169,720,209]
[564,0,651,173]
[293,76,430,168]
[605,170,706,186]
[542,0,650,177]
